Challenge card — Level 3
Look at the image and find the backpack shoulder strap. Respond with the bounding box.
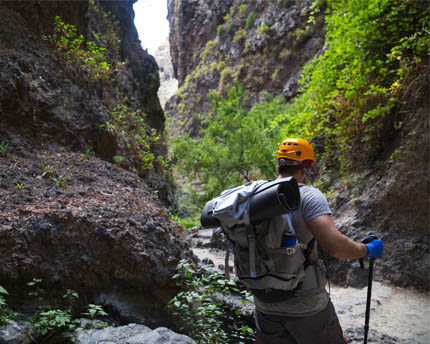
[247,225,257,278]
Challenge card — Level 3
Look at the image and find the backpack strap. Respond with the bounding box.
[224,238,231,280]
[286,211,316,270]
[302,238,316,270]
[247,225,257,278]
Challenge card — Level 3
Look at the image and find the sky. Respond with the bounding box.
[133,0,169,55]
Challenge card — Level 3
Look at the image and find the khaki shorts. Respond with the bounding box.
[255,300,347,344]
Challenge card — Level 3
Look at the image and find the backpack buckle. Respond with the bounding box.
[286,247,296,255]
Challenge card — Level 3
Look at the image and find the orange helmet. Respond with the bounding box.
[277,138,316,167]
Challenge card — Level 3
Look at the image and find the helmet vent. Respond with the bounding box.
[296,151,302,156]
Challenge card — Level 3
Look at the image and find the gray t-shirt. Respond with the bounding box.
[254,183,332,317]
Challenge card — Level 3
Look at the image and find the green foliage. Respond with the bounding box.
[233,29,247,45]
[82,304,108,319]
[0,141,10,157]
[87,0,122,60]
[0,286,21,325]
[27,279,109,337]
[201,40,216,63]
[112,155,125,164]
[172,82,309,215]
[81,144,94,161]
[43,16,113,82]
[168,259,255,344]
[256,23,269,35]
[245,12,255,29]
[42,6,162,177]
[105,103,160,172]
[176,215,200,231]
[15,182,26,191]
[306,0,325,29]
[297,0,429,172]
[239,4,248,16]
[40,163,70,188]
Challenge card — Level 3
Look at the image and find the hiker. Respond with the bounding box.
[253,138,384,344]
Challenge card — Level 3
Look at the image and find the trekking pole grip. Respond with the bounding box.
[359,235,378,269]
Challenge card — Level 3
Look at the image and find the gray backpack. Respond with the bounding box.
[201,178,315,302]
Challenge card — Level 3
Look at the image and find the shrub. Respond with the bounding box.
[168,259,255,344]
[28,279,108,337]
[43,16,112,82]
[0,286,21,325]
[297,0,429,172]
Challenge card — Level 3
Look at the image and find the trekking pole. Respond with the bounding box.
[359,235,378,344]
[363,258,375,344]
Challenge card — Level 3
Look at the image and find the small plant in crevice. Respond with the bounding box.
[41,162,59,178]
[40,162,70,188]
[0,141,10,157]
[168,259,255,344]
[15,182,26,191]
[82,144,94,161]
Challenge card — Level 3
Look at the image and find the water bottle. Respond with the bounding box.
[281,232,297,255]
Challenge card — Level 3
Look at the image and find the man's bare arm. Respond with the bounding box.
[307,214,368,259]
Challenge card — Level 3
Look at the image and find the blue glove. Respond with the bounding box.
[363,236,384,258]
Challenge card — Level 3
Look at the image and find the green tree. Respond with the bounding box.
[172,83,279,208]
[172,82,310,215]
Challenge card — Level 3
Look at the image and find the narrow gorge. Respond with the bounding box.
[0,0,428,343]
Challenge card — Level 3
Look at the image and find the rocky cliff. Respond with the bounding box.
[166,0,325,135]
[167,0,429,291]
[0,0,171,199]
[0,0,192,328]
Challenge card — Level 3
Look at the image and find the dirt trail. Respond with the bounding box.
[331,283,429,343]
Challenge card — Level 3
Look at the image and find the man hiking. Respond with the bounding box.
[253,138,384,344]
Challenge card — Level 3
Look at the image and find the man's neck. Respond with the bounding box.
[278,172,306,184]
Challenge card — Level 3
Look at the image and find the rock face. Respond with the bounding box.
[0,0,169,200]
[167,0,325,134]
[327,104,429,290]
[154,37,179,109]
[0,146,191,320]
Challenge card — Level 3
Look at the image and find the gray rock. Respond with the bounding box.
[68,323,196,344]
[0,321,36,344]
